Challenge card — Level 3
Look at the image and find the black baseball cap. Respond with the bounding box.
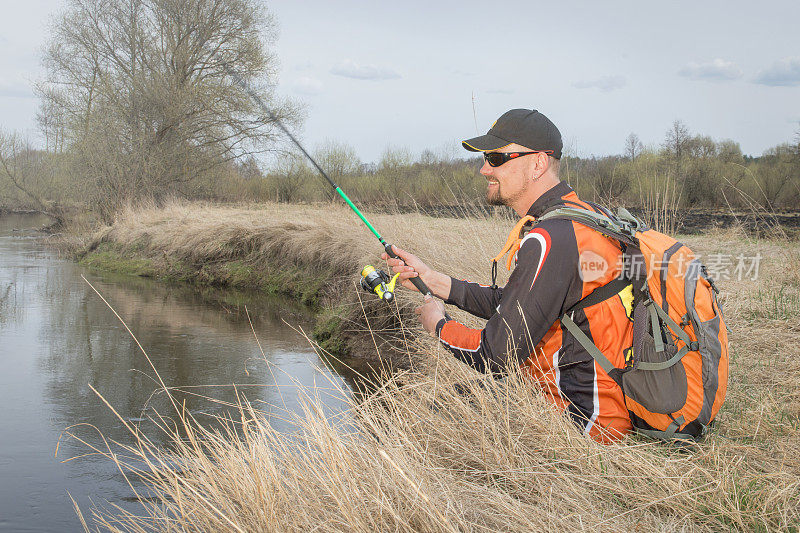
[462,108,562,159]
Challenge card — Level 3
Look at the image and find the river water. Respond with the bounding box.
[0,213,355,531]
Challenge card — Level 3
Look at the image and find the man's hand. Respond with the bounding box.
[381,245,451,299]
[415,295,446,335]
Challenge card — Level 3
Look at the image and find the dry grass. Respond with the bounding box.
[68,200,800,532]
[89,201,374,274]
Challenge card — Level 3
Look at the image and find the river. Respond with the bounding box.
[0,213,355,531]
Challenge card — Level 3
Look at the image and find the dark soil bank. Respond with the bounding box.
[399,205,800,236]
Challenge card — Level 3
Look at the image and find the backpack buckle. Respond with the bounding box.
[490,260,499,290]
[619,221,634,236]
[701,265,721,294]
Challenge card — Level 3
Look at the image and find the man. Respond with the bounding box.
[382,109,633,443]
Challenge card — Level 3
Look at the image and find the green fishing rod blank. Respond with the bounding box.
[221,59,448,310]
[335,187,382,241]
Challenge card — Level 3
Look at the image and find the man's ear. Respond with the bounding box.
[534,151,550,176]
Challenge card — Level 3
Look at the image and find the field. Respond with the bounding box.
[66,200,800,532]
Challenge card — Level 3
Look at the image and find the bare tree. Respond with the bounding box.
[624,133,643,161]
[313,140,360,200]
[238,156,262,181]
[37,0,300,221]
[379,146,414,192]
[663,120,691,180]
[269,152,310,203]
[36,98,68,153]
[686,135,717,158]
[756,144,799,209]
[663,120,690,160]
[0,131,62,221]
[717,139,743,164]
[590,156,629,206]
[794,125,800,160]
[419,149,438,166]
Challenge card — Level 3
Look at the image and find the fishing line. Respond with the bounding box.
[222,62,449,316]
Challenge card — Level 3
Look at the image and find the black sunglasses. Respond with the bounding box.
[483,150,552,167]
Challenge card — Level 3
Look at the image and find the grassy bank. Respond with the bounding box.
[66,200,800,531]
[70,200,512,362]
[70,202,374,359]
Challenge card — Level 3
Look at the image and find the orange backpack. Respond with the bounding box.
[538,206,730,442]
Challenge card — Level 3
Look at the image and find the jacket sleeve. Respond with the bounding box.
[445,278,503,320]
[436,220,580,374]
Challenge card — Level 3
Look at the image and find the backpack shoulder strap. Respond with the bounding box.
[561,311,623,385]
[538,206,638,247]
[559,277,632,385]
[564,278,631,316]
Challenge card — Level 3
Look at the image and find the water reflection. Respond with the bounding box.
[0,214,354,532]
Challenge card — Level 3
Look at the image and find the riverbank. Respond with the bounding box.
[63,202,373,361]
[64,201,516,365]
[58,201,800,530]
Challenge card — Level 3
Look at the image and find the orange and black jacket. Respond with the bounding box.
[435,182,633,442]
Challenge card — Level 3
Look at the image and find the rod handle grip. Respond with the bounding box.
[384,242,452,322]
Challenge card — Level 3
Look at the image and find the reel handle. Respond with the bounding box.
[384,242,452,322]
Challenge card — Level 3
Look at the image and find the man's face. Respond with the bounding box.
[480,143,540,208]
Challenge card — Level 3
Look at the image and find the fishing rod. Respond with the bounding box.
[222,62,449,315]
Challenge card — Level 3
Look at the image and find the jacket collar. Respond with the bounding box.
[525,181,575,218]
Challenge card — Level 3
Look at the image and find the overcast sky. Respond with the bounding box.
[2,0,799,163]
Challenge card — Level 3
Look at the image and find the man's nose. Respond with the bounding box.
[480,160,493,176]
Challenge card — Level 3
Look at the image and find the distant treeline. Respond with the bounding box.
[2,122,799,231]
[211,125,800,218]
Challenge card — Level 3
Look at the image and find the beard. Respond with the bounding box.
[485,182,504,206]
[485,179,527,207]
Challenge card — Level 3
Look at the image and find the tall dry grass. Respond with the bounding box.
[68,200,800,531]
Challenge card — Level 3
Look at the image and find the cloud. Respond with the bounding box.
[292,76,323,96]
[330,59,401,81]
[0,80,35,99]
[678,58,742,81]
[755,57,800,87]
[485,88,514,95]
[572,75,626,92]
